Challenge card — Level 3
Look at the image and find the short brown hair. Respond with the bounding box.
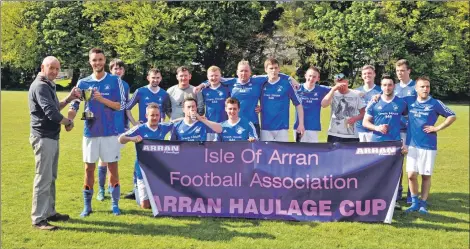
[176,66,191,74]
[362,65,375,71]
[183,96,197,107]
[307,66,320,75]
[381,74,394,83]
[109,59,125,71]
[89,47,104,56]
[225,97,240,108]
[238,60,250,68]
[146,102,160,112]
[395,59,411,70]
[148,68,161,76]
[264,57,279,68]
[416,76,431,84]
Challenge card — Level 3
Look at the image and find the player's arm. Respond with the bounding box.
[196,114,222,133]
[248,121,258,142]
[118,127,142,144]
[348,107,365,125]
[321,83,344,108]
[126,89,140,126]
[423,101,457,133]
[288,82,305,135]
[59,87,81,110]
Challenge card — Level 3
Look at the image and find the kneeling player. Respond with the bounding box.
[118,103,174,209]
[216,97,258,142]
[171,97,222,141]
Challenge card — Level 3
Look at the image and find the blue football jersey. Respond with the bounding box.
[115,80,130,134]
[170,120,208,141]
[216,118,258,141]
[71,73,126,137]
[202,85,231,123]
[294,84,330,131]
[395,80,417,131]
[355,84,382,132]
[123,122,174,140]
[261,77,301,130]
[126,86,170,122]
[205,74,291,125]
[405,97,455,150]
[365,96,408,142]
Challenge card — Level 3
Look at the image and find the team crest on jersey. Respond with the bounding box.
[393,104,398,111]
[104,84,111,90]
[218,91,223,96]
[236,126,245,135]
[194,126,202,133]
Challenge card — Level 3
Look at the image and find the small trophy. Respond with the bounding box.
[81,88,95,120]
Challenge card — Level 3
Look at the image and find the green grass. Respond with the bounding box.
[1,91,469,249]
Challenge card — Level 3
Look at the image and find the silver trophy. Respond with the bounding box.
[81,88,95,120]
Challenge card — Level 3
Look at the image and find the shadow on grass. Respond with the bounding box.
[426,192,470,214]
[63,217,276,241]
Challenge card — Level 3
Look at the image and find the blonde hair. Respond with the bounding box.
[207,66,221,72]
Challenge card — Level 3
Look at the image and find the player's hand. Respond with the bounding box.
[296,124,305,137]
[423,125,438,133]
[133,135,143,143]
[371,94,380,103]
[401,145,408,155]
[333,82,348,91]
[66,87,81,102]
[374,124,388,134]
[292,81,301,90]
[255,105,261,113]
[248,137,256,142]
[65,121,74,132]
[193,86,203,94]
[92,88,104,102]
[346,117,356,125]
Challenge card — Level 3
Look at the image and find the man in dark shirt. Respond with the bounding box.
[28,56,80,230]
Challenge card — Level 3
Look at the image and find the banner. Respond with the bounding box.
[137,140,403,223]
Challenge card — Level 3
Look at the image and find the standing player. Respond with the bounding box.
[68,48,126,216]
[260,58,305,142]
[215,97,258,142]
[404,77,456,214]
[126,68,171,125]
[294,66,330,143]
[355,65,382,142]
[362,75,408,143]
[96,59,130,202]
[167,66,204,120]
[193,60,298,137]
[321,74,365,142]
[119,103,174,209]
[170,97,222,141]
[201,66,230,141]
[395,59,417,204]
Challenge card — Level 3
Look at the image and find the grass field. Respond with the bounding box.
[1,90,468,249]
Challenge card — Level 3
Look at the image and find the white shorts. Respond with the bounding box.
[82,136,121,163]
[358,132,373,142]
[261,129,289,142]
[293,130,319,143]
[406,146,437,175]
[137,179,149,203]
[207,133,217,142]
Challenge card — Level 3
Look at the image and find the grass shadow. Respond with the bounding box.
[63,217,276,241]
[425,192,470,214]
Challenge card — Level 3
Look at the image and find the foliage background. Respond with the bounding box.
[2,1,469,99]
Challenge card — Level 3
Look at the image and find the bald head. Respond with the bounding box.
[41,56,61,81]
